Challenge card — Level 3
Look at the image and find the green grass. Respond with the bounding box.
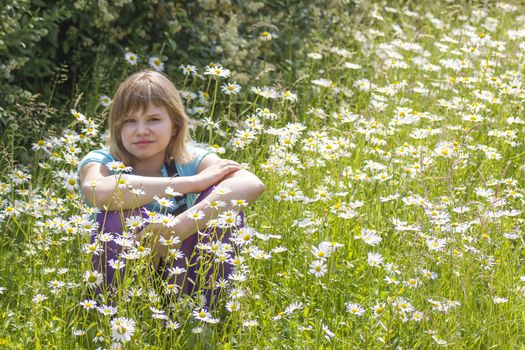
[1,1,525,349]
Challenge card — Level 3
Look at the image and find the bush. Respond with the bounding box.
[0,0,356,162]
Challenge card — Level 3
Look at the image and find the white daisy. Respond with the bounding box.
[124,52,138,65]
[110,317,136,343]
[99,95,112,107]
[148,56,165,72]
[345,302,365,316]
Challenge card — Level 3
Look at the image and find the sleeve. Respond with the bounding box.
[78,149,117,174]
[176,144,213,177]
[77,149,119,197]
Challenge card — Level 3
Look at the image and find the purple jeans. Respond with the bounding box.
[91,186,243,305]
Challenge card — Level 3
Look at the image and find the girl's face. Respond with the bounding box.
[120,103,174,165]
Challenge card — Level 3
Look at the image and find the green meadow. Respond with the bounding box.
[1,1,525,349]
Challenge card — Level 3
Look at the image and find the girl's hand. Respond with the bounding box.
[193,159,241,191]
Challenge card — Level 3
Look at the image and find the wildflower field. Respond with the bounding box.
[2,1,525,349]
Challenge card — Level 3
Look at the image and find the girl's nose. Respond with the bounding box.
[136,121,150,135]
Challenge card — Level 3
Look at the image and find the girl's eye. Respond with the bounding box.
[149,118,159,122]
[124,119,136,123]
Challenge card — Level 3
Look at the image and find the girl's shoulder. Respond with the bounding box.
[78,148,120,172]
[177,143,215,209]
[176,142,214,177]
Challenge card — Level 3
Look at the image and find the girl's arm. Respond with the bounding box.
[152,154,266,243]
[79,158,241,210]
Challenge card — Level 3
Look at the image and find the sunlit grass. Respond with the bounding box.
[1,1,525,349]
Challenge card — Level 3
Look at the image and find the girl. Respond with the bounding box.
[78,70,265,305]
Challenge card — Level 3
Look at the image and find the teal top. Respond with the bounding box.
[77,143,212,212]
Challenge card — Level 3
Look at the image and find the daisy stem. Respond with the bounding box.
[206,76,212,93]
[227,95,232,120]
[208,78,219,121]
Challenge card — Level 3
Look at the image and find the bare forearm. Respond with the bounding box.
[83,174,199,210]
[169,171,265,240]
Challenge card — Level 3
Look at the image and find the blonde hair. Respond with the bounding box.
[108,70,193,166]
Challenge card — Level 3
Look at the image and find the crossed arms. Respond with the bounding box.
[79,153,266,242]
